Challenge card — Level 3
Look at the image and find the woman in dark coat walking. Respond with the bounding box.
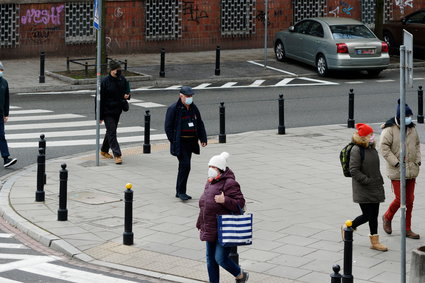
[197,152,249,283]
[344,123,387,251]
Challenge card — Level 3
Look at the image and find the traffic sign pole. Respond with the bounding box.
[95,0,101,166]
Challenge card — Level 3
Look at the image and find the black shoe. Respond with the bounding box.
[4,158,17,168]
[236,271,249,283]
[180,193,192,200]
[178,194,189,201]
[175,193,179,198]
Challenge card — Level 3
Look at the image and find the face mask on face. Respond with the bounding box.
[369,134,375,143]
[115,69,122,77]
[208,167,218,179]
[0,71,3,78]
[185,96,193,105]
[405,116,412,125]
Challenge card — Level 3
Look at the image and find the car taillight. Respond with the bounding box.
[336,43,348,54]
[381,42,389,53]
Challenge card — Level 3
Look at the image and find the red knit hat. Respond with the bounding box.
[356,123,373,137]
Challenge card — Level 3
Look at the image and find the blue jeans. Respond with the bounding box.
[0,119,10,158]
[206,241,241,283]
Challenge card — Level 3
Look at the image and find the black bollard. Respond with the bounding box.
[347,89,355,128]
[330,264,342,283]
[66,57,70,72]
[278,94,286,135]
[143,110,151,154]
[58,164,68,221]
[124,59,128,71]
[159,48,165,77]
[219,102,226,143]
[229,246,239,266]
[39,134,47,184]
[215,46,221,76]
[123,183,134,245]
[342,221,354,283]
[39,51,45,83]
[35,148,45,202]
[418,86,424,124]
[84,62,89,77]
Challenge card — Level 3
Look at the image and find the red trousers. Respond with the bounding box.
[384,179,416,231]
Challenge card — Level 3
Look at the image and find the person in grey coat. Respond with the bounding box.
[344,123,387,251]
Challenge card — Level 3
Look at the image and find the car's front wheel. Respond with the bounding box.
[316,54,328,77]
[274,41,286,62]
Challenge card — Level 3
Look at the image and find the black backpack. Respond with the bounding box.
[340,143,365,177]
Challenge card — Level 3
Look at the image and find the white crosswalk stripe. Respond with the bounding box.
[10,114,84,122]
[9,109,53,115]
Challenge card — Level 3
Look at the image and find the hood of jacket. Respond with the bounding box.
[352,132,375,149]
[381,117,415,130]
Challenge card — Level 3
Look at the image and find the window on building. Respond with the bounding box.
[145,0,182,41]
[65,2,96,44]
[0,4,19,48]
[221,0,256,37]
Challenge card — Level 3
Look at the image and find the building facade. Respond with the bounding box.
[0,0,424,59]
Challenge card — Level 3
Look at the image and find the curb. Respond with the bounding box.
[0,155,203,283]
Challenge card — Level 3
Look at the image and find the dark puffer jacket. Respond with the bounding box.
[349,133,385,203]
[99,74,128,120]
[196,168,245,242]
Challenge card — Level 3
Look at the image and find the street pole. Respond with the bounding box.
[264,0,268,69]
[95,0,102,166]
[399,45,406,283]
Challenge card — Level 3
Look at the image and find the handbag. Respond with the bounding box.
[217,206,253,247]
[122,99,129,112]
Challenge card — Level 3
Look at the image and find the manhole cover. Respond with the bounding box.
[69,192,121,205]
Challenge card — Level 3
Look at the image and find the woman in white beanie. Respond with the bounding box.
[196,152,248,283]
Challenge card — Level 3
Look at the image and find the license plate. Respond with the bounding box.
[356,49,375,55]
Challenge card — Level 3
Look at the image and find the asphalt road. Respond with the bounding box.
[1,68,424,179]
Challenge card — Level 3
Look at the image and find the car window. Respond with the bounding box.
[294,20,311,34]
[308,22,324,37]
[406,11,425,24]
[330,25,376,39]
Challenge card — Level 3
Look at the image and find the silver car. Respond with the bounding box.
[274,17,390,77]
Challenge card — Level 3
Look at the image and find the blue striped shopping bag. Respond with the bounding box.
[217,213,253,247]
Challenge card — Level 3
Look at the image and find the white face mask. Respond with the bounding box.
[208,167,218,179]
[369,134,375,143]
[185,96,193,105]
[0,71,3,78]
[405,116,412,125]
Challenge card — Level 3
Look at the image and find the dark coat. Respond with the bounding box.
[196,168,245,242]
[349,133,385,203]
[0,77,10,118]
[99,74,128,120]
[164,98,207,156]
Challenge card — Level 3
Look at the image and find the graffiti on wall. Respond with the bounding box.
[328,1,353,17]
[114,7,123,18]
[256,10,271,26]
[395,0,413,14]
[183,1,208,24]
[21,5,64,25]
[30,26,59,43]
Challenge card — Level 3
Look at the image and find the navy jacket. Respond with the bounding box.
[0,77,10,118]
[164,98,207,156]
[99,74,128,120]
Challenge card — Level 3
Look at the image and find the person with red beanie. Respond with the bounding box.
[343,123,388,251]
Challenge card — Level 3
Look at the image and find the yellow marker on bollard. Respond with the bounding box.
[126,183,132,190]
[345,220,353,228]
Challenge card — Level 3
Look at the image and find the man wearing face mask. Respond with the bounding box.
[380,100,421,239]
[0,62,17,168]
[165,86,207,201]
[98,60,130,164]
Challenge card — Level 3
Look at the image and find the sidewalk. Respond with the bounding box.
[3,49,425,94]
[1,124,425,282]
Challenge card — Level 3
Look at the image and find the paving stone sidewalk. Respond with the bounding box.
[1,124,425,282]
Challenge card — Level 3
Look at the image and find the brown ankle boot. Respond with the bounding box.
[382,215,392,234]
[406,230,420,239]
[369,234,388,251]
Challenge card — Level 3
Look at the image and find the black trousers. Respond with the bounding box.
[176,138,197,196]
[101,114,121,157]
[352,203,380,235]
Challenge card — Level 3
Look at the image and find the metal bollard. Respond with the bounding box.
[347,89,355,128]
[330,264,342,283]
[39,134,47,184]
[39,51,45,83]
[418,86,424,124]
[143,110,151,154]
[58,163,68,221]
[159,48,165,77]
[342,220,354,283]
[219,102,226,143]
[215,46,221,76]
[123,183,134,245]
[66,57,70,72]
[85,62,89,77]
[229,246,239,266]
[35,148,45,202]
[278,94,286,135]
[124,59,128,71]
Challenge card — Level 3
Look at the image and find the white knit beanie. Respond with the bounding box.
[208,152,230,171]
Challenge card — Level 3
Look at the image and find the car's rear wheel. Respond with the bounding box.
[367,69,383,77]
[316,55,328,77]
[383,31,397,54]
[274,41,286,62]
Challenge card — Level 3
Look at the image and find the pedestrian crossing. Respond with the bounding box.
[7,106,167,149]
[0,231,139,282]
